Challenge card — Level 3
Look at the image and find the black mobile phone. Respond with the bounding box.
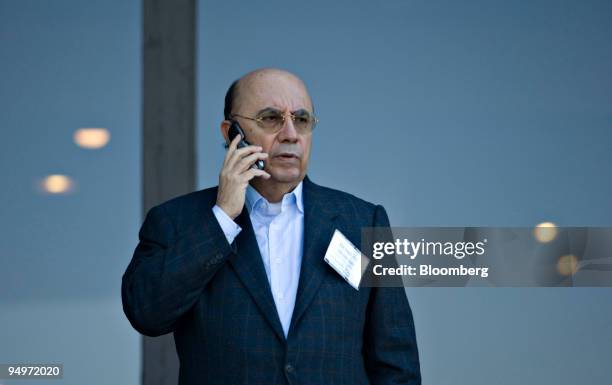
[228,121,265,170]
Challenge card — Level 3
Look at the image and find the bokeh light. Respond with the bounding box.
[73,128,110,149]
[533,222,558,243]
[557,254,579,276]
[40,174,74,194]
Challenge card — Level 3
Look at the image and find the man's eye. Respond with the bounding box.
[261,114,283,123]
[294,116,309,124]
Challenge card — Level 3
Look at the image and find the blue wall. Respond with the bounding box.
[0,1,141,384]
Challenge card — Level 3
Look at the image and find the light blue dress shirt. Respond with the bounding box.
[212,182,304,337]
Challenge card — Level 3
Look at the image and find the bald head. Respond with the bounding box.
[224,68,313,120]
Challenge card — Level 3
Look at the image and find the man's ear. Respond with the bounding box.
[220,120,231,144]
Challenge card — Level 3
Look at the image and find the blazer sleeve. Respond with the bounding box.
[121,204,233,337]
[362,205,422,385]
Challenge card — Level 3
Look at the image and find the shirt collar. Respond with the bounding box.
[245,181,304,214]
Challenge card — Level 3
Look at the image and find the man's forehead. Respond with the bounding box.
[237,70,313,111]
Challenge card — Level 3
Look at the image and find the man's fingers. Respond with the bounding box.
[236,152,269,172]
[223,135,243,165]
[243,168,271,181]
[227,144,263,168]
[229,133,241,150]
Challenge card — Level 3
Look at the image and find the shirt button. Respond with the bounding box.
[278,293,284,300]
[285,364,294,373]
[275,258,282,264]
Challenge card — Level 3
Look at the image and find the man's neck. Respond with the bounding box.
[250,178,301,203]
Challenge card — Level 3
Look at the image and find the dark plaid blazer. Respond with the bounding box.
[122,175,421,385]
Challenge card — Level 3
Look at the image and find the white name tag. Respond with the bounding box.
[324,229,369,290]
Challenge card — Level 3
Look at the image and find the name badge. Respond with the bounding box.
[324,229,369,290]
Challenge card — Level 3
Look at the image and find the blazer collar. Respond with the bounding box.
[288,175,339,338]
[227,175,339,343]
[229,204,286,343]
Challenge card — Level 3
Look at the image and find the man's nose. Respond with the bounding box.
[277,115,299,142]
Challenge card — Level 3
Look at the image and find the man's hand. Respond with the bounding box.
[216,135,270,219]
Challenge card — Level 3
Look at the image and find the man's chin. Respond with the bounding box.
[267,167,303,184]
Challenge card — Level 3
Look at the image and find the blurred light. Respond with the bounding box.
[557,254,579,276]
[73,128,110,149]
[41,174,74,194]
[533,222,558,243]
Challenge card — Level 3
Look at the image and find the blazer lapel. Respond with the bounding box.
[288,176,339,337]
[228,206,286,343]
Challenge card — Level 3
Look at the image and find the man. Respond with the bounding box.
[121,68,421,385]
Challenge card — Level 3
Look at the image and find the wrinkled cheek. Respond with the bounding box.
[301,142,312,168]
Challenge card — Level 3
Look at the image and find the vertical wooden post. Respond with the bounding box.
[142,0,196,384]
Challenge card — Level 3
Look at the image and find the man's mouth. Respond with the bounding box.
[275,152,299,160]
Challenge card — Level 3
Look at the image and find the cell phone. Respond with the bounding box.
[228,120,265,170]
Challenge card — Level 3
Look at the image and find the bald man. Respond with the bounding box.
[122,68,421,385]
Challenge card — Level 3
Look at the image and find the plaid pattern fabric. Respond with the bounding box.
[122,175,421,385]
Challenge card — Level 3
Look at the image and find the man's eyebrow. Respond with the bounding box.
[255,107,312,115]
[255,107,281,115]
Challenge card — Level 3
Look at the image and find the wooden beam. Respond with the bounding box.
[142,0,196,384]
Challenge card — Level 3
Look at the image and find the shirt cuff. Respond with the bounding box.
[212,205,242,245]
